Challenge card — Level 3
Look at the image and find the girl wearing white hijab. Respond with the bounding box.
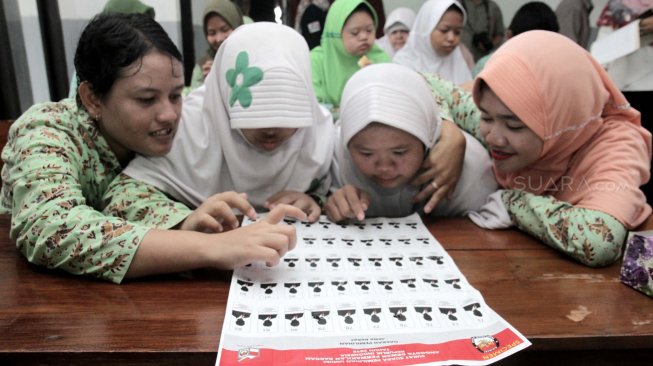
[111,22,335,222]
[326,63,496,221]
[376,7,416,58]
[393,0,473,84]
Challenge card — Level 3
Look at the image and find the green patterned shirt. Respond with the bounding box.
[0,99,190,283]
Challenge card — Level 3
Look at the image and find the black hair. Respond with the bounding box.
[346,3,375,25]
[508,2,559,36]
[445,4,465,18]
[74,13,182,105]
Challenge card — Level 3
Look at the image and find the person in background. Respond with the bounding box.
[247,0,276,22]
[459,0,504,62]
[105,22,334,223]
[67,0,155,98]
[466,31,651,267]
[376,7,416,58]
[311,0,466,198]
[310,0,390,118]
[189,0,244,90]
[394,0,473,85]
[1,13,304,284]
[556,0,594,49]
[472,1,559,77]
[294,0,331,50]
[101,0,155,17]
[326,63,496,222]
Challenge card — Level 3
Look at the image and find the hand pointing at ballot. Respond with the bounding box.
[217,204,306,268]
[325,184,371,222]
[125,204,306,279]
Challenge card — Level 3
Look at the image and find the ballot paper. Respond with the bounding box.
[216,214,530,365]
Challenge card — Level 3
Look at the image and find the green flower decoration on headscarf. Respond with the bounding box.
[226,51,263,108]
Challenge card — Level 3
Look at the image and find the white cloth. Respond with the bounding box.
[376,7,417,58]
[393,0,472,84]
[332,63,496,217]
[468,190,513,229]
[123,22,335,209]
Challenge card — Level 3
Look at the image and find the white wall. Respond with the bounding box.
[15,0,182,105]
[192,0,211,62]
[383,0,425,14]
[57,0,182,84]
[17,0,49,104]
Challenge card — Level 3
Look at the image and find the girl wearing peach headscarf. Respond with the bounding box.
[466,30,652,267]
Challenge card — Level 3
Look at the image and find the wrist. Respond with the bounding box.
[440,120,465,148]
[308,192,327,210]
[196,231,223,268]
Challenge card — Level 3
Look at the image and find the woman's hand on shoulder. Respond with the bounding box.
[324,185,370,223]
[180,191,256,233]
[208,204,306,268]
[265,191,321,223]
[411,120,465,213]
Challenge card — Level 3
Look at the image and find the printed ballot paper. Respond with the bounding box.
[216,214,529,365]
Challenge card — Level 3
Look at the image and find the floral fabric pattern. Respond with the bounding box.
[422,73,483,143]
[102,173,191,227]
[502,189,627,267]
[0,99,187,283]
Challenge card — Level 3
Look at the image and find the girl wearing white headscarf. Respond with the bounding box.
[109,22,335,222]
[393,0,473,84]
[376,7,416,58]
[326,63,496,221]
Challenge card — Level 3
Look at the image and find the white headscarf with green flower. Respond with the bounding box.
[123,22,335,209]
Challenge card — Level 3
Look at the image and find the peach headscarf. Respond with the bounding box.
[473,30,652,228]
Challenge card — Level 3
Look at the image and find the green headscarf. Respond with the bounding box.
[102,0,155,18]
[310,0,390,109]
[201,0,244,60]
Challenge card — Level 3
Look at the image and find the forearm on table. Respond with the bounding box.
[502,189,627,267]
[9,173,148,283]
[125,229,212,279]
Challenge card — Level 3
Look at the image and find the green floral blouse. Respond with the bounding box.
[422,73,627,267]
[102,173,194,227]
[0,99,190,283]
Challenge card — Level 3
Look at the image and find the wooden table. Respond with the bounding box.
[1,213,652,366]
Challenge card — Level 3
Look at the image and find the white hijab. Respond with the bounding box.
[393,0,472,84]
[332,63,496,217]
[376,7,416,58]
[123,22,334,209]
